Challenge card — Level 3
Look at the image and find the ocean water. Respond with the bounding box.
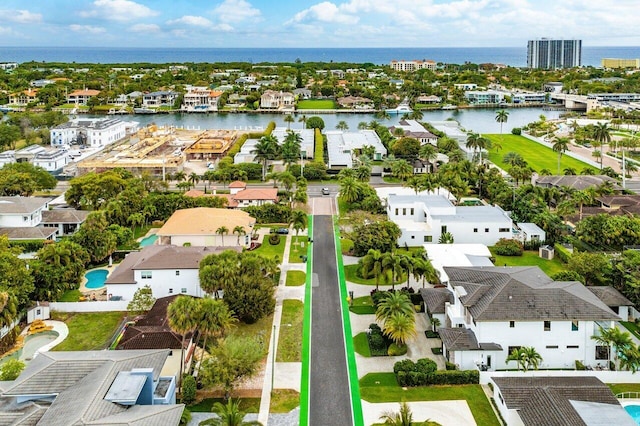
[1,46,639,67]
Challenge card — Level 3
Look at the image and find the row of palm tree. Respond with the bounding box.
[361,249,438,291]
[591,325,640,371]
[251,131,303,181]
[505,346,543,372]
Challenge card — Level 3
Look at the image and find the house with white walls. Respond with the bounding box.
[50,118,137,148]
[105,245,241,301]
[386,194,513,246]
[326,130,387,168]
[433,266,620,371]
[0,196,50,228]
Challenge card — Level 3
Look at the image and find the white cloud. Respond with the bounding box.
[167,16,213,28]
[289,1,358,25]
[80,0,159,22]
[0,9,42,24]
[130,23,160,33]
[212,0,262,24]
[69,24,106,34]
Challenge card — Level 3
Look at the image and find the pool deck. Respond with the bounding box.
[17,320,69,358]
[79,267,113,300]
[137,228,159,245]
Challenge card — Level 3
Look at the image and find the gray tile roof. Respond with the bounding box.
[41,209,89,224]
[439,327,502,351]
[444,267,620,321]
[492,376,634,426]
[535,175,621,191]
[419,287,453,314]
[0,350,182,426]
[586,286,634,307]
[0,197,50,214]
[0,227,57,240]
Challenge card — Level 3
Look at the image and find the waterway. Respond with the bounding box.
[108,107,561,135]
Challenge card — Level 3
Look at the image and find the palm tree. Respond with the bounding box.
[168,296,199,388]
[188,172,200,189]
[405,176,423,194]
[251,135,279,181]
[173,171,186,183]
[298,114,307,129]
[289,210,307,246]
[127,212,145,233]
[194,298,237,378]
[338,176,363,203]
[281,131,302,167]
[572,189,593,220]
[336,120,349,131]
[283,114,294,130]
[381,252,405,291]
[217,226,229,246]
[521,346,543,371]
[593,122,612,162]
[357,121,369,130]
[391,159,413,181]
[382,312,417,348]
[233,226,246,246]
[505,347,527,371]
[439,231,454,244]
[210,399,263,426]
[376,291,415,322]
[379,402,413,426]
[375,110,391,121]
[591,326,633,370]
[552,137,569,175]
[361,249,384,291]
[495,109,509,136]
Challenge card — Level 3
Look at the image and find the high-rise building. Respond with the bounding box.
[527,39,582,69]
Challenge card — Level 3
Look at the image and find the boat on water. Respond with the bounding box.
[134,107,157,114]
[441,104,458,110]
[385,103,413,114]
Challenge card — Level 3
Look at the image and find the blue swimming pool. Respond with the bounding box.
[139,234,158,247]
[85,269,108,289]
[625,405,640,425]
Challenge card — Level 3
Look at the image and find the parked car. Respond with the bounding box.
[247,242,262,251]
[322,187,330,195]
[274,228,289,234]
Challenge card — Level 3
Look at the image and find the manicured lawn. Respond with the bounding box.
[344,264,405,286]
[58,289,81,302]
[620,321,640,340]
[285,270,306,287]
[189,397,260,413]
[353,332,372,357]
[349,295,376,315]
[51,311,125,351]
[288,236,308,263]
[270,389,300,413]
[490,250,566,277]
[609,383,640,395]
[360,373,500,426]
[296,99,336,109]
[277,300,303,362]
[485,134,597,173]
[253,235,286,261]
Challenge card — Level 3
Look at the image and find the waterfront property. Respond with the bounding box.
[388,119,438,145]
[184,129,242,161]
[386,194,513,246]
[260,90,294,110]
[66,89,100,105]
[50,117,137,148]
[326,129,387,168]
[181,86,222,112]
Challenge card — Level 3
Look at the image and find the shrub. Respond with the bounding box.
[369,323,382,333]
[575,360,586,371]
[394,359,417,374]
[181,375,196,405]
[428,370,479,385]
[552,271,585,283]
[180,408,192,426]
[341,238,354,255]
[268,234,281,245]
[511,127,522,135]
[431,347,442,355]
[388,343,408,356]
[493,238,523,256]
[554,243,572,263]
[371,290,388,307]
[368,333,385,351]
[415,358,438,374]
[425,330,439,339]
[445,362,457,371]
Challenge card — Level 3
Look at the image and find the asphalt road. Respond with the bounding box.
[309,215,353,426]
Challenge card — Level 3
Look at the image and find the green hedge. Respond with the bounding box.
[394,358,478,387]
[314,128,323,163]
[554,243,572,263]
[226,121,275,158]
[493,238,523,256]
[9,239,47,252]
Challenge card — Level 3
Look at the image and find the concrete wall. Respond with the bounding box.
[50,301,129,312]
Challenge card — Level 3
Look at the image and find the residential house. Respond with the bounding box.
[184,186,278,209]
[533,175,621,192]
[32,149,69,174]
[337,96,374,109]
[389,79,404,88]
[514,222,546,243]
[386,194,513,246]
[465,90,505,104]
[326,130,387,168]
[260,90,294,109]
[416,94,442,104]
[142,91,178,108]
[30,79,55,88]
[430,121,478,161]
[41,208,90,236]
[491,376,635,426]
[434,266,620,371]
[67,89,100,105]
[271,127,315,159]
[587,286,635,322]
[181,86,222,112]
[9,89,39,106]
[389,119,438,145]
[114,91,143,106]
[293,88,312,99]
[50,117,136,148]
[235,76,256,85]
[116,295,196,377]
[0,349,183,425]
[105,245,241,301]
[0,151,15,167]
[156,207,255,247]
[15,144,46,163]
[454,83,478,90]
[0,196,50,228]
[512,92,547,104]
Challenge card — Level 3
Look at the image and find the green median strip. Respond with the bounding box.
[299,215,313,426]
[334,221,365,426]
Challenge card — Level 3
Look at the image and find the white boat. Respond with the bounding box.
[441,104,458,110]
[385,104,413,114]
[134,107,157,114]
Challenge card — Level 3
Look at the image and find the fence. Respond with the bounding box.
[481,369,640,384]
[49,301,129,312]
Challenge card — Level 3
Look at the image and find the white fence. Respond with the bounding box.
[0,316,23,339]
[481,369,640,384]
[49,301,129,312]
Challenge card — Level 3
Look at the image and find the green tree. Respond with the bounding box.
[392,137,421,160]
[305,116,325,130]
[438,231,454,244]
[168,295,199,388]
[209,398,263,425]
[200,336,265,400]
[379,402,413,426]
[495,109,509,136]
[217,226,229,246]
[593,122,611,170]
[251,135,279,181]
[0,359,25,381]
[127,285,155,315]
[382,312,417,348]
[31,240,89,301]
[0,237,34,310]
[592,326,633,371]
[233,225,246,246]
[194,297,237,378]
[289,210,307,242]
[181,375,197,406]
[567,252,611,286]
[280,131,302,167]
[71,212,117,264]
[283,114,294,130]
[361,249,384,291]
[336,120,349,131]
[351,221,401,257]
[552,137,569,175]
[391,159,413,181]
[376,291,414,323]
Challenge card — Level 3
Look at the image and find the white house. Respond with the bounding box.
[142,91,178,108]
[271,127,315,160]
[0,196,50,228]
[429,121,479,162]
[32,149,69,173]
[260,90,294,109]
[387,194,513,246]
[0,151,15,167]
[388,120,438,145]
[434,266,620,371]
[50,118,137,148]
[515,222,546,243]
[181,87,222,112]
[326,130,387,168]
[66,89,100,105]
[105,245,241,301]
[465,90,505,105]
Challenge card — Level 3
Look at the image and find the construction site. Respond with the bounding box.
[77,125,244,176]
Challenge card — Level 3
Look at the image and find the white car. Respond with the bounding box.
[321,187,330,195]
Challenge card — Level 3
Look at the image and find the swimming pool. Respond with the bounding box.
[625,405,640,424]
[85,269,109,289]
[0,331,59,364]
[139,234,158,247]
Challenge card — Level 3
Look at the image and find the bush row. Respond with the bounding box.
[493,238,523,256]
[396,369,479,387]
[367,323,390,356]
[554,243,572,263]
[314,128,323,163]
[226,121,275,158]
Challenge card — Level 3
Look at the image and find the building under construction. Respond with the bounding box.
[77,124,191,176]
[184,129,240,161]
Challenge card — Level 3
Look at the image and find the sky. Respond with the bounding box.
[0,0,637,48]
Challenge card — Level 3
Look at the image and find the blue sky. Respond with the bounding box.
[0,0,637,48]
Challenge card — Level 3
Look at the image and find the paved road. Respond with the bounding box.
[309,215,353,426]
